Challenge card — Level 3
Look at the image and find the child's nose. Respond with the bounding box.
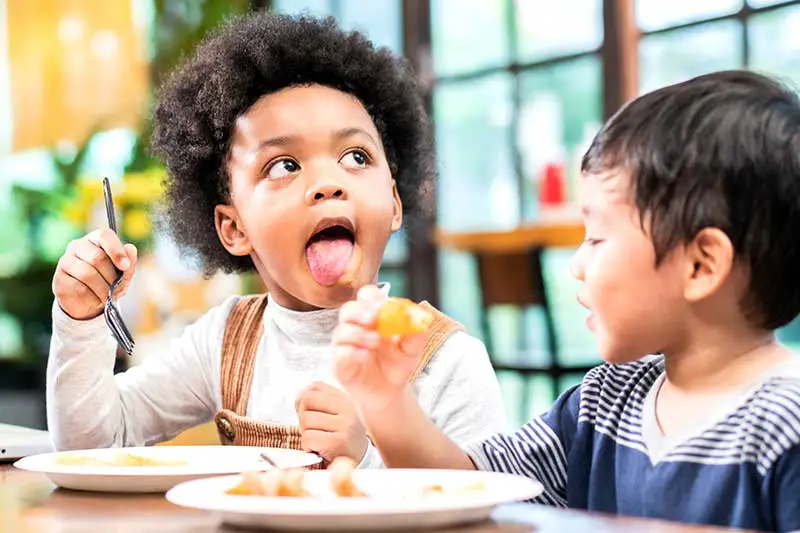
[305,182,347,205]
[569,247,585,281]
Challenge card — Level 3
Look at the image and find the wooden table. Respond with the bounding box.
[433,219,585,254]
[1,465,744,532]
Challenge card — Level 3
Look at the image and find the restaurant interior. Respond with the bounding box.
[2,0,800,451]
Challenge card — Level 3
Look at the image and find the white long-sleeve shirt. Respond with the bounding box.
[46,289,507,468]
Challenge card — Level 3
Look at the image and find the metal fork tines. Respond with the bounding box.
[102,177,135,356]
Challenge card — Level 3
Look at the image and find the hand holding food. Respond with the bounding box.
[332,286,430,410]
[375,297,433,338]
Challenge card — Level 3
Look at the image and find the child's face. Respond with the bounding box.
[570,170,690,363]
[217,84,402,310]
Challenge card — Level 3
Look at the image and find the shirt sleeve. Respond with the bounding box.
[774,443,800,533]
[46,296,236,450]
[465,383,581,507]
[357,331,507,470]
[414,331,508,446]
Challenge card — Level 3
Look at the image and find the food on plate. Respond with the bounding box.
[376,298,433,338]
[421,479,486,496]
[328,457,366,497]
[55,451,187,467]
[226,469,311,497]
[224,456,487,499]
[226,457,360,497]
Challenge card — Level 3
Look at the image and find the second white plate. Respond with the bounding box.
[166,468,544,531]
[13,445,322,493]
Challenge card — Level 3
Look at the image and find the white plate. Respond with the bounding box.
[166,468,543,531]
[13,445,321,493]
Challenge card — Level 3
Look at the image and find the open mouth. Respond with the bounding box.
[307,224,355,246]
[305,218,356,286]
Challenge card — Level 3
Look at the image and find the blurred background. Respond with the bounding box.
[2,0,800,432]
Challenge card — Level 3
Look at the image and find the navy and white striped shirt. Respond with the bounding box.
[467,356,800,532]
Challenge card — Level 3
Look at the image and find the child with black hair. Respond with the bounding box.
[333,70,800,532]
[46,11,505,467]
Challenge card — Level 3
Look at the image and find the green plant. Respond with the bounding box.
[0,0,253,363]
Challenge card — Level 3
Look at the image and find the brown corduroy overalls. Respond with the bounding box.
[213,294,463,457]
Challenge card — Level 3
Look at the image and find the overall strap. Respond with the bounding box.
[410,302,465,381]
[219,294,269,415]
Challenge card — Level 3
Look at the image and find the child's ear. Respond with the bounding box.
[214,204,253,257]
[390,180,403,232]
[683,227,735,303]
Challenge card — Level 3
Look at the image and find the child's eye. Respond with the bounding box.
[583,238,603,247]
[339,149,370,170]
[265,159,300,180]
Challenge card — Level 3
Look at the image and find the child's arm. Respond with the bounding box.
[352,330,506,469]
[333,286,577,502]
[363,387,476,469]
[47,230,226,449]
[46,299,224,450]
[332,286,476,469]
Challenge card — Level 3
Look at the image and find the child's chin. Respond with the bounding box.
[304,282,359,308]
[597,343,644,365]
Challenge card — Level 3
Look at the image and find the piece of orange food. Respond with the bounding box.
[224,457,364,498]
[376,298,434,338]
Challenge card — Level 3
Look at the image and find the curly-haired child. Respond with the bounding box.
[46,11,505,467]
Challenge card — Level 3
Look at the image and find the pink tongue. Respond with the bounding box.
[306,238,354,286]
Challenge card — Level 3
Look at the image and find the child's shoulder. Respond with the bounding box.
[748,355,800,409]
[183,293,260,343]
[745,358,800,426]
[722,358,800,473]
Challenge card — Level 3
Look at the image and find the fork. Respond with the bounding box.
[102,177,135,356]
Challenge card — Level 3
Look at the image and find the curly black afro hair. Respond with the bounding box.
[150,11,434,275]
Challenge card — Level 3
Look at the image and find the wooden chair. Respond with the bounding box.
[473,247,595,421]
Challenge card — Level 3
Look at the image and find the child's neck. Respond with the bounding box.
[663,327,787,394]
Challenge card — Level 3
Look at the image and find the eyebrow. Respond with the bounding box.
[332,127,379,146]
[253,127,379,153]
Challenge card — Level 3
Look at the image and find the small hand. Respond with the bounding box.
[332,285,426,411]
[295,381,368,464]
[52,229,138,321]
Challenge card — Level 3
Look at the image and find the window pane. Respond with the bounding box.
[434,74,516,335]
[378,267,407,298]
[749,4,800,87]
[778,317,800,351]
[636,0,743,31]
[338,0,402,54]
[639,20,743,94]
[496,370,527,428]
[526,374,556,418]
[515,0,603,62]
[496,371,556,427]
[382,229,407,264]
[434,74,516,231]
[517,56,603,220]
[271,0,333,17]
[544,250,600,367]
[431,0,511,77]
[558,372,586,393]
